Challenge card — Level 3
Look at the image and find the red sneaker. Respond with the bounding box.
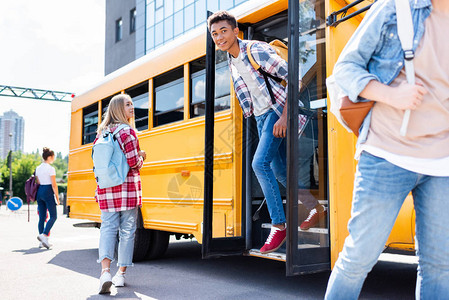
[300,208,327,230]
[260,227,286,254]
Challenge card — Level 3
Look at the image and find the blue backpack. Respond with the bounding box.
[92,124,130,189]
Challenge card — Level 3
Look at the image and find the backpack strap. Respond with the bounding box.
[246,41,282,105]
[395,0,414,136]
[111,124,131,154]
[112,124,130,138]
[246,41,260,71]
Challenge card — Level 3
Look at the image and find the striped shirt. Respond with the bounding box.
[228,39,308,132]
[94,125,144,212]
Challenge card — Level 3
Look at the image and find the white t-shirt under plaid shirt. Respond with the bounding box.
[231,51,271,116]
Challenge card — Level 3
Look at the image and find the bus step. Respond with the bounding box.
[246,249,286,262]
[280,199,328,205]
[261,223,329,235]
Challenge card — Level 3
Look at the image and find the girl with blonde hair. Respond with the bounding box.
[95,94,146,294]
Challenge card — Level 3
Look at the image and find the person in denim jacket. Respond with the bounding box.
[325,0,449,299]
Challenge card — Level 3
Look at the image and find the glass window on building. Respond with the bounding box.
[83,103,98,144]
[207,0,219,13]
[116,18,123,42]
[130,8,137,33]
[164,0,173,17]
[184,4,195,31]
[154,67,185,126]
[195,0,206,26]
[174,10,183,36]
[189,50,231,118]
[144,0,250,55]
[174,0,183,12]
[164,16,174,42]
[146,26,155,51]
[156,0,164,9]
[126,82,149,131]
[147,2,155,27]
[155,22,164,46]
[220,0,234,10]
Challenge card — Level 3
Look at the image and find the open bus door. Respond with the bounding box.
[284,0,330,275]
[202,12,246,258]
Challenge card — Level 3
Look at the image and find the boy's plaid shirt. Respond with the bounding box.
[227,39,308,132]
[94,125,143,212]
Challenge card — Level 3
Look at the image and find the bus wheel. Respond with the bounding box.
[133,228,152,262]
[145,230,170,260]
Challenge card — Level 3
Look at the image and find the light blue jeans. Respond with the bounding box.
[98,207,138,267]
[325,151,449,300]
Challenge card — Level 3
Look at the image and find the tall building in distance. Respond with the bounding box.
[105,0,137,75]
[0,110,25,159]
[105,0,249,75]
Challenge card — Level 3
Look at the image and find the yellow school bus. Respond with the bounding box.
[67,0,415,275]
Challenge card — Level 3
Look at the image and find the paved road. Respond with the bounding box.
[0,204,417,299]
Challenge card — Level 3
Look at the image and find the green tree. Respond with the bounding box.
[52,152,68,181]
[0,151,69,202]
[0,151,40,201]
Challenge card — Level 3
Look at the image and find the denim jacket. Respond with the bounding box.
[334,0,432,147]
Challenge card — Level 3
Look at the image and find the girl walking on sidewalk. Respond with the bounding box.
[94,94,146,294]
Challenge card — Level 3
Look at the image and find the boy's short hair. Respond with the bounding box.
[207,10,238,31]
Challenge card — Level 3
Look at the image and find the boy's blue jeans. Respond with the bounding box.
[98,207,138,267]
[325,151,449,300]
[253,110,319,225]
[253,110,287,225]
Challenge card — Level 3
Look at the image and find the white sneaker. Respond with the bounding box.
[39,242,44,248]
[112,271,125,287]
[99,271,112,294]
[37,234,51,249]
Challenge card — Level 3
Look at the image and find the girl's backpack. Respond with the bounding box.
[92,124,130,189]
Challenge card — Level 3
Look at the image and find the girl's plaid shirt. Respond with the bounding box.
[94,125,144,212]
[228,39,308,132]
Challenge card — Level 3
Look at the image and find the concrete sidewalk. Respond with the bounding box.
[0,204,123,299]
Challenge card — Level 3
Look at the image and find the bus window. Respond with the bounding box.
[154,66,184,126]
[189,50,230,118]
[190,56,206,117]
[82,103,98,144]
[126,81,149,131]
[101,95,113,117]
[214,50,231,111]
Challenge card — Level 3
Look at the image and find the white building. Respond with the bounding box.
[0,110,24,159]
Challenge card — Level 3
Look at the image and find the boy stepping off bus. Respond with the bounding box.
[207,11,327,254]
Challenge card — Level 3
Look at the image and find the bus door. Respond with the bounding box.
[202,12,246,258]
[285,0,330,275]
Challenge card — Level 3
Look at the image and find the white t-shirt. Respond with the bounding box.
[36,162,56,185]
[231,51,271,116]
[361,145,449,177]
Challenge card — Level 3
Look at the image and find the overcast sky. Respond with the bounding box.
[0,0,105,156]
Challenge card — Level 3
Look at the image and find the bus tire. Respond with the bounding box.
[145,230,170,260]
[133,228,152,262]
